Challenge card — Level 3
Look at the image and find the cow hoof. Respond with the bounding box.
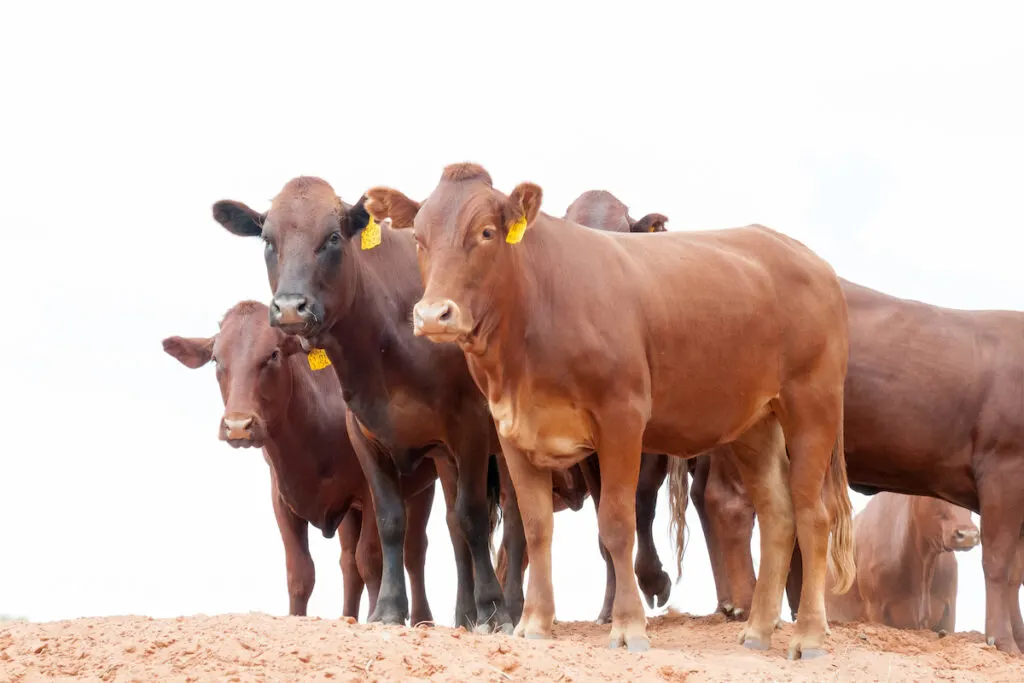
[595,614,612,626]
[525,633,548,641]
[743,637,770,651]
[639,571,672,609]
[474,623,493,635]
[936,630,949,639]
[496,622,515,636]
[986,636,996,647]
[627,637,651,653]
[788,647,828,661]
[368,605,408,626]
[731,608,745,621]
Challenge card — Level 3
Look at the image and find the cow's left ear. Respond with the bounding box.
[503,182,543,244]
[163,335,215,369]
[362,187,421,229]
[341,195,393,240]
[630,213,669,233]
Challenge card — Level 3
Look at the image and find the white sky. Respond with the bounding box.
[1,1,1022,633]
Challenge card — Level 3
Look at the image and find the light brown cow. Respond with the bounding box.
[361,163,855,658]
[825,492,978,631]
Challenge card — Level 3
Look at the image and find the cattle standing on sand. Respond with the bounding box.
[362,162,855,659]
[682,278,1024,653]
[163,301,436,622]
[210,179,518,633]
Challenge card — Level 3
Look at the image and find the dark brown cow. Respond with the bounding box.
[362,163,855,658]
[564,190,668,235]
[825,492,978,631]
[685,278,1024,652]
[163,301,436,621]
[210,179,518,633]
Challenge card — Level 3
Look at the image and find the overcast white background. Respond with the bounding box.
[1,1,1021,635]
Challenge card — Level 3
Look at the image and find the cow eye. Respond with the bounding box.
[328,232,342,246]
[269,349,280,363]
[481,227,495,240]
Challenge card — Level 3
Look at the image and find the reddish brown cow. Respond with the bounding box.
[824,492,978,631]
[163,301,436,621]
[211,179,518,633]
[685,278,1024,652]
[362,163,855,658]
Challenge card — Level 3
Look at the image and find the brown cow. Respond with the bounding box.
[684,278,1024,652]
[210,178,518,633]
[824,492,978,631]
[362,163,855,658]
[163,300,437,622]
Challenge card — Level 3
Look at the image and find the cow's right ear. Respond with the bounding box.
[362,187,421,229]
[162,336,215,369]
[630,213,669,233]
[212,200,265,237]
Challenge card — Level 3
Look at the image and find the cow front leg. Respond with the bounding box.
[270,477,315,616]
[435,457,477,629]
[338,508,364,619]
[979,474,1024,654]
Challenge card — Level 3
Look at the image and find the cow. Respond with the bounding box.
[210,178,517,633]
[824,492,979,632]
[361,162,855,659]
[680,278,1024,653]
[162,300,437,622]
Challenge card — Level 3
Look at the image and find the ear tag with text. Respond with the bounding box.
[361,215,382,250]
[307,348,332,371]
[506,215,528,244]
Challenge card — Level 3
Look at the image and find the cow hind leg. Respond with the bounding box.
[705,450,757,620]
[500,437,556,640]
[776,380,850,660]
[355,499,383,620]
[495,455,527,624]
[728,421,794,652]
[1011,536,1024,651]
[635,452,672,609]
[689,454,735,615]
[579,455,616,625]
[436,458,477,629]
[405,481,435,627]
[979,478,1024,654]
[339,508,364,619]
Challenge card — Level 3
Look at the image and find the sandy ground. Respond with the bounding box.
[2,610,1022,683]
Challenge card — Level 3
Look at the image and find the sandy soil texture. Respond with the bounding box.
[2,610,1022,682]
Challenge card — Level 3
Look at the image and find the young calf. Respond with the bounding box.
[825,492,979,632]
[163,300,437,622]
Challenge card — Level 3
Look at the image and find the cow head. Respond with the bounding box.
[564,189,669,234]
[362,163,538,351]
[915,496,980,552]
[211,177,388,341]
[163,301,304,448]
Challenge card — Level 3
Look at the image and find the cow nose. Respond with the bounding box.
[270,294,312,331]
[412,299,463,337]
[955,528,980,546]
[222,415,254,441]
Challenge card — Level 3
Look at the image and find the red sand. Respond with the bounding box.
[2,610,1021,682]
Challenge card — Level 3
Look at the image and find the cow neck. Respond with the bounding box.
[321,230,421,423]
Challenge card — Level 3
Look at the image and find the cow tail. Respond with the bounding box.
[667,456,690,582]
[494,544,509,588]
[486,454,502,564]
[827,403,856,594]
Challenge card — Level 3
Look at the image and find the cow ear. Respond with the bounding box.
[341,195,393,240]
[212,200,265,237]
[363,187,421,229]
[630,212,669,233]
[503,182,543,243]
[163,336,215,369]
[278,334,305,358]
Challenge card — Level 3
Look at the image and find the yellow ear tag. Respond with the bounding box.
[648,225,658,233]
[506,215,528,244]
[361,215,382,250]
[307,348,332,371]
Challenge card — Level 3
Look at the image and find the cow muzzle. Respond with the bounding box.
[219,413,265,448]
[412,298,468,342]
[270,293,317,335]
[950,527,980,550]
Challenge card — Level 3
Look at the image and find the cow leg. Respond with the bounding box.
[785,545,803,621]
[405,481,435,626]
[355,497,383,619]
[979,478,1024,654]
[729,422,794,653]
[775,379,849,661]
[346,415,409,625]
[270,480,314,616]
[689,454,734,615]
[593,421,649,652]
[338,508,364,619]
[635,452,672,610]
[1011,536,1024,651]
[501,437,556,640]
[579,455,615,625]
[705,450,757,620]
[495,454,527,624]
[450,445,514,634]
[435,457,477,629]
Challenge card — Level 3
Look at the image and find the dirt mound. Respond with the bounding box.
[1,610,1021,682]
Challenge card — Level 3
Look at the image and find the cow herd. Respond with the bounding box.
[164,163,1024,662]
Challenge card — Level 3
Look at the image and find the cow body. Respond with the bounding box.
[163,301,436,621]
[211,179,518,633]
[684,278,1024,652]
[363,164,855,658]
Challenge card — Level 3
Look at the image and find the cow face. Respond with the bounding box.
[163,301,303,448]
[916,497,980,552]
[212,177,382,341]
[363,163,538,351]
